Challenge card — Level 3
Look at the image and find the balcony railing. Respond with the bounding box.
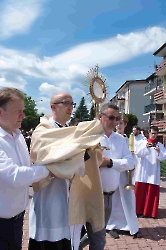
[144,104,155,113]
[156,58,166,72]
[144,104,163,113]
[145,81,156,94]
[154,90,164,102]
[151,118,166,130]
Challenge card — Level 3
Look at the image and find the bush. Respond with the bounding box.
[160,161,166,177]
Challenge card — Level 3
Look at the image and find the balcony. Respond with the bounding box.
[156,58,166,76]
[117,97,125,105]
[154,90,166,104]
[144,77,164,96]
[144,104,163,114]
[151,118,166,131]
[144,81,156,96]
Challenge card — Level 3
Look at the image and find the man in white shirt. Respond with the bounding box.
[81,103,134,250]
[0,87,50,250]
[28,92,77,250]
[106,115,141,239]
[134,126,166,218]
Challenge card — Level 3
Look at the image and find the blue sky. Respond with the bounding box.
[0,0,166,115]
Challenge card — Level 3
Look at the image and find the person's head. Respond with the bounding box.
[69,118,80,126]
[116,114,128,135]
[0,87,25,135]
[149,126,159,140]
[50,92,75,125]
[99,103,120,136]
[132,125,141,137]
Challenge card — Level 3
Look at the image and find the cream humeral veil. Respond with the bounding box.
[30,117,105,232]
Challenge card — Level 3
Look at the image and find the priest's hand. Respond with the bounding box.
[99,156,110,168]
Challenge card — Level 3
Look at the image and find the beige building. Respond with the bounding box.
[151,42,166,142]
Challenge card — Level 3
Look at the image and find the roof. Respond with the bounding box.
[153,43,166,57]
[115,80,146,93]
[145,73,156,81]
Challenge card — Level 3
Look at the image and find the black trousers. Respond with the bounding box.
[0,211,24,250]
[28,238,72,250]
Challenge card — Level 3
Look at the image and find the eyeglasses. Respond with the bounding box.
[150,132,157,135]
[101,113,120,121]
[53,101,76,108]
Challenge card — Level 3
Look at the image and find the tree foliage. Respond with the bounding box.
[21,94,43,131]
[125,113,138,136]
[73,97,90,121]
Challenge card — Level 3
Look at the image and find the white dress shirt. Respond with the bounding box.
[100,132,134,192]
[0,127,49,218]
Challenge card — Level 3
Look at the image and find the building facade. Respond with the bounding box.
[144,73,164,127]
[110,80,149,129]
[151,43,166,133]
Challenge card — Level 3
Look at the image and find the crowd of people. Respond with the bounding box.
[0,86,166,250]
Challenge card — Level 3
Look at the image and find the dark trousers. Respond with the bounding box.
[0,212,24,250]
[79,193,113,250]
[28,238,72,250]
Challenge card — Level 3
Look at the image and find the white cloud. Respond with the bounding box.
[0,74,27,90]
[39,82,86,99]
[0,25,166,102]
[0,0,45,39]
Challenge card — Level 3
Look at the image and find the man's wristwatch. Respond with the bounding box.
[107,159,113,168]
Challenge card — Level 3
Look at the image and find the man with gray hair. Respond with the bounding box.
[80,103,134,250]
[0,87,50,250]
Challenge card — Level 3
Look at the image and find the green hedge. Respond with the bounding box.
[160,161,166,177]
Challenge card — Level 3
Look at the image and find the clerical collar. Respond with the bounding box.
[55,121,67,128]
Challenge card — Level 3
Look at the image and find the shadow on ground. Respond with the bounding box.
[140,226,166,241]
[157,208,166,219]
[160,186,166,193]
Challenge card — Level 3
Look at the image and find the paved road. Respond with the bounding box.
[22,177,166,250]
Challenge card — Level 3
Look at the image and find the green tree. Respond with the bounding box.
[73,97,90,121]
[21,94,43,131]
[125,113,138,136]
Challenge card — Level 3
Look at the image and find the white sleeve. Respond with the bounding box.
[134,140,150,158]
[156,143,166,161]
[112,139,135,172]
[0,149,49,187]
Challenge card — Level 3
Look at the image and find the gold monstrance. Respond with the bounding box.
[86,64,108,117]
[86,65,109,151]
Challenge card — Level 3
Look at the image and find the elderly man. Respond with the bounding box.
[0,87,50,250]
[28,92,77,250]
[80,103,135,250]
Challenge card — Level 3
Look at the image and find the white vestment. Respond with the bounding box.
[29,117,84,250]
[133,134,146,184]
[106,134,139,235]
[134,140,166,185]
